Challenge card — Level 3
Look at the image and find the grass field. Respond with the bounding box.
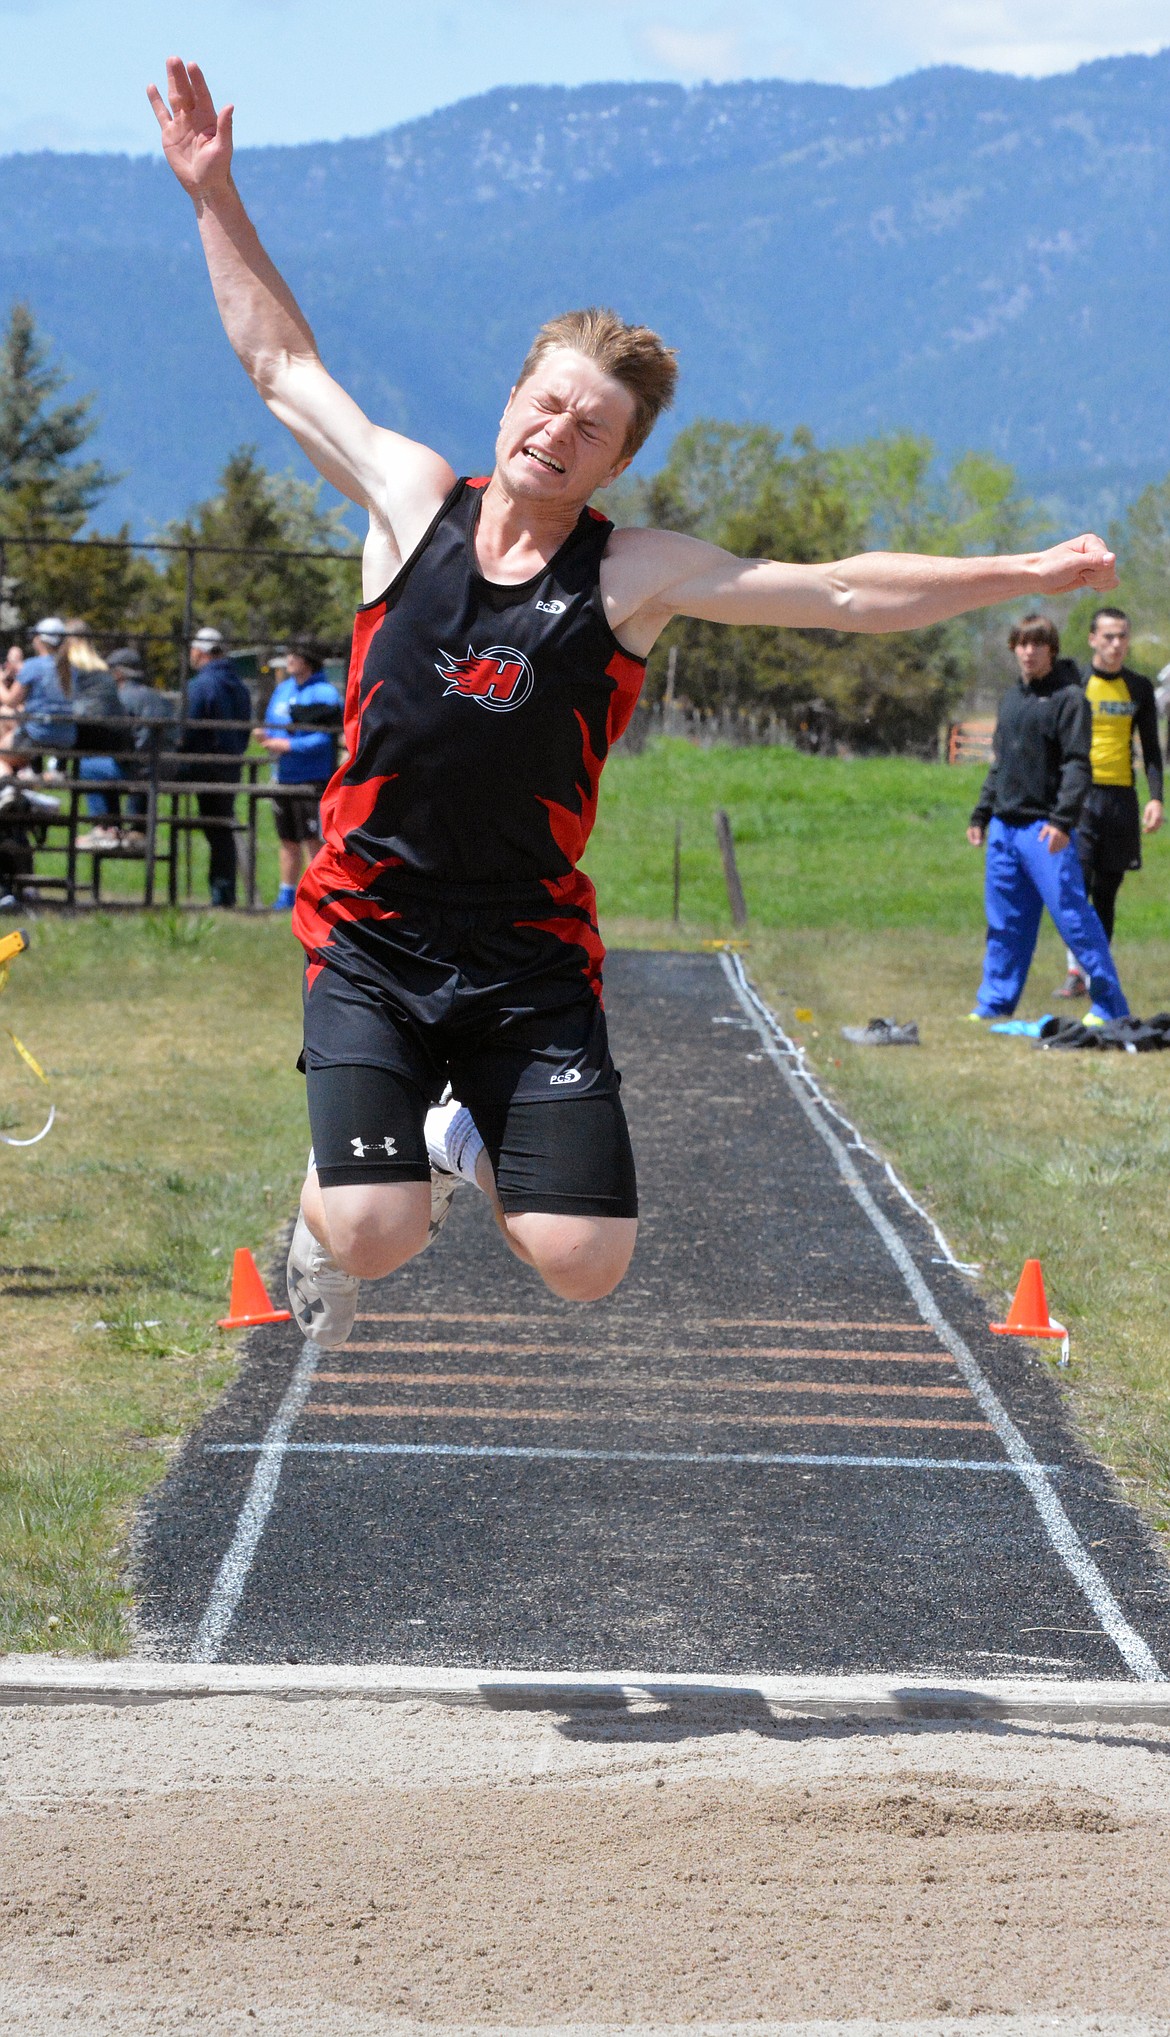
[0,912,307,1652]
[2,737,1169,1653]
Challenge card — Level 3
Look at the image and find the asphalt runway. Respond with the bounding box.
[136,950,1170,1677]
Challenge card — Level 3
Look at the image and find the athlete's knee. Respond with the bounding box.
[506,1213,637,1302]
[319,1182,431,1279]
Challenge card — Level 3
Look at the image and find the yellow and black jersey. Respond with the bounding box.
[1083,665,1163,797]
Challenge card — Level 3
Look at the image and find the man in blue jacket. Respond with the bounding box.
[180,624,252,907]
[254,637,343,909]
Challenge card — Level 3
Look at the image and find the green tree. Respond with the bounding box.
[0,301,113,534]
[154,447,361,656]
[627,421,1044,750]
[831,435,1035,557]
[0,299,127,634]
[1064,475,1170,672]
[639,421,974,751]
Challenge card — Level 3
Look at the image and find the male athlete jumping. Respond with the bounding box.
[150,59,1120,1350]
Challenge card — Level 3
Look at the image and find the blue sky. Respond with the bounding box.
[1,0,1168,156]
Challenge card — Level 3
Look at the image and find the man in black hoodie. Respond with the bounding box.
[967,613,1128,1022]
[1057,605,1163,997]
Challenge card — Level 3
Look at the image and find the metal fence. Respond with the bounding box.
[0,529,361,727]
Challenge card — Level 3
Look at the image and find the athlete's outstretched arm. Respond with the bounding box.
[147,58,451,546]
[609,526,1119,653]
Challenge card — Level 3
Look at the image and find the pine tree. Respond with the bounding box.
[0,300,123,638]
[158,446,360,651]
[0,301,114,538]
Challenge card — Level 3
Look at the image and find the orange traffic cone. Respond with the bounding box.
[217,1248,292,1329]
[990,1258,1068,1365]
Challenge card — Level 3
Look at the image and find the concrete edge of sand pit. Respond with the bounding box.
[2,1658,1170,1723]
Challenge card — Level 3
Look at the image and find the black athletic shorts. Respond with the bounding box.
[299,890,637,1218]
[273,784,326,845]
[1077,783,1142,875]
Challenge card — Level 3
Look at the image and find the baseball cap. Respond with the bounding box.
[191,625,225,651]
[107,646,144,674]
[33,616,67,645]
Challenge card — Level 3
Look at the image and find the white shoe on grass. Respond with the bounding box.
[286,1209,360,1348]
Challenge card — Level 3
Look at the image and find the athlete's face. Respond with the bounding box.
[1013,639,1054,684]
[496,349,636,505]
[1089,617,1129,673]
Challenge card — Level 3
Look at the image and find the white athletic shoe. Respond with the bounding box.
[286,1209,360,1348]
[422,1097,484,1250]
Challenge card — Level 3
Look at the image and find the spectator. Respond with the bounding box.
[107,646,176,845]
[1057,606,1163,998]
[0,617,74,776]
[0,646,25,765]
[254,636,342,909]
[0,643,23,698]
[64,620,126,849]
[966,612,1129,1024]
[179,624,251,908]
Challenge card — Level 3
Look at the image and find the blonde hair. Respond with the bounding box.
[64,620,108,674]
[517,308,678,458]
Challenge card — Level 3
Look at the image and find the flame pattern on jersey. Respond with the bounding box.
[293,478,645,995]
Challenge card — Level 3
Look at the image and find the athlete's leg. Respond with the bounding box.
[974,819,1043,1016]
[424,1088,637,1299]
[471,1085,639,1301]
[1088,866,1124,943]
[301,1167,430,1279]
[1017,825,1129,1021]
[304,1062,433,1276]
[499,1209,637,1301]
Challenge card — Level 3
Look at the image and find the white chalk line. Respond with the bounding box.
[204,1440,1056,1474]
[722,950,1164,1683]
[189,1338,321,1664]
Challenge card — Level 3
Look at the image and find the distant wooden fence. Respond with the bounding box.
[946,719,995,766]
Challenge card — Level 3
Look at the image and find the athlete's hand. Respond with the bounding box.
[147,58,234,201]
[1144,798,1164,833]
[966,824,985,847]
[1030,534,1118,596]
[1038,823,1070,854]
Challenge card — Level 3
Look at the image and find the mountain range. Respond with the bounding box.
[2,50,1169,533]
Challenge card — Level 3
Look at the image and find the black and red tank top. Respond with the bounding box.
[294,477,644,960]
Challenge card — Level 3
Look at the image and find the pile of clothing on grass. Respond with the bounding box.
[1036,1012,1170,1052]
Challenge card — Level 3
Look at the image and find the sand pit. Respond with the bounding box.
[2,1690,1170,2032]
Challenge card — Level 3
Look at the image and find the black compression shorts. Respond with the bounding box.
[299,895,637,1218]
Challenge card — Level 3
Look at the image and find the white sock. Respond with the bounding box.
[424,1099,484,1187]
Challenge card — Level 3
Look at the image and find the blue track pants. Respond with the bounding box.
[974,817,1129,1020]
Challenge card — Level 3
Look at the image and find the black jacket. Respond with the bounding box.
[972,658,1090,833]
[180,656,252,769]
[1083,663,1164,803]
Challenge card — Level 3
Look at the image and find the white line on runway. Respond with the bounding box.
[189,1338,321,1664]
[722,950,1164,1683]
[204,1440,1055,1473]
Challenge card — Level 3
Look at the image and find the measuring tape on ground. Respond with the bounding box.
[0,929,55,1147]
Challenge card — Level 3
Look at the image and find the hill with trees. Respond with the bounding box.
[1,52,1169,531]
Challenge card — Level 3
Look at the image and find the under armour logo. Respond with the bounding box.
[350,1135,398,1158]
